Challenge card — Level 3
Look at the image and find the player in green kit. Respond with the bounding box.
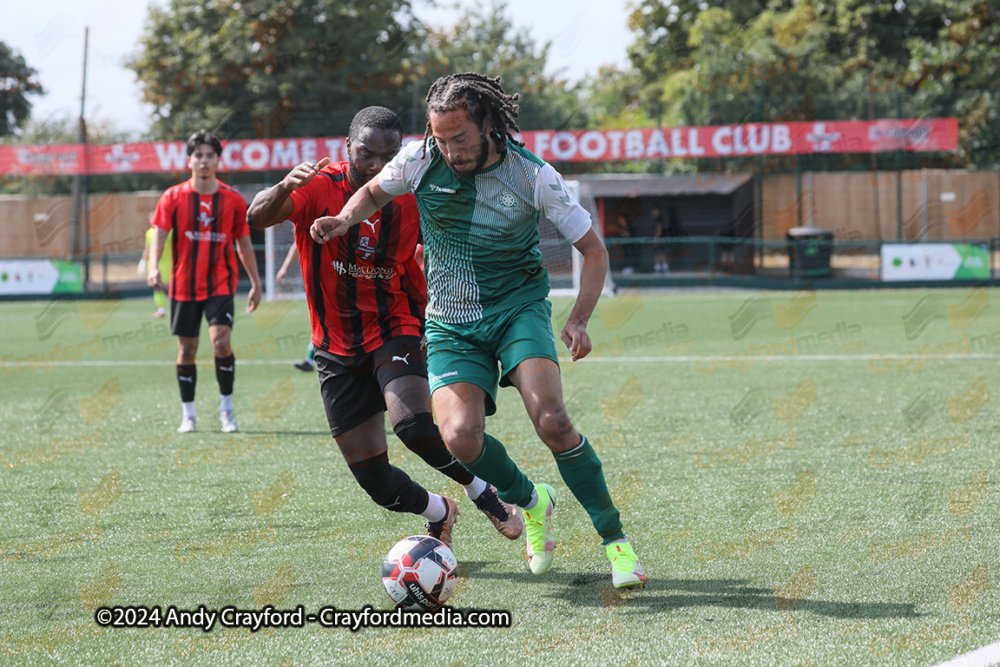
[310,73,644,589]
[139,214,172,318]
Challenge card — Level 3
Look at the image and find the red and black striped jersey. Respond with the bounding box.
[288,161,425,356]
[152,180,250,302]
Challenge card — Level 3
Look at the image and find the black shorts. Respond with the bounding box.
[170,296,235,338]
[316,335,427,437]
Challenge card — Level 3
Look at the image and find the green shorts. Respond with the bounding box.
[426,299,559,416]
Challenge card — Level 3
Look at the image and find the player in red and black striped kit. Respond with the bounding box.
[147,130,263,434]
[248,107,521,549]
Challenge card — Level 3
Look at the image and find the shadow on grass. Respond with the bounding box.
[237,430,330,436]
[460,566,920,619]
[553,577,922,619]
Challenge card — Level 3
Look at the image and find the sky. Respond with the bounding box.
[0,0,635,136]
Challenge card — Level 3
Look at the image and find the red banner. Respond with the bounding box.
[0,118,957,176]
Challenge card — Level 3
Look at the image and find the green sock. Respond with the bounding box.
[553,435,624,545]
[306,344,316,362]
[153,290,166,309]
[464,433,534,507]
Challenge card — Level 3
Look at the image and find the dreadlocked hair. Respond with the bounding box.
[422,73,523,158]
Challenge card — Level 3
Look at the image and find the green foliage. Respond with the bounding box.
[619,0,999,168]
[0,41,45,138]
[127,0,426,138]
[421,0,589,132]
[582,66,645,130]
[126,0,588,140]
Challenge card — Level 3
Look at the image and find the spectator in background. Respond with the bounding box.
[629,204,663,273]
[604,212,633,274]
[654,206,683,274]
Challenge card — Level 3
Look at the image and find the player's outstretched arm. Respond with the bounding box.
[248,157,331,230]
[235,236,263,313]
[310,175,396,244]
[561,227,609,362]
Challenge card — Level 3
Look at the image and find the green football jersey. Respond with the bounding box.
[379,138,591,324]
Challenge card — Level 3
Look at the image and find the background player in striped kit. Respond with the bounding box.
[147,130,262,434]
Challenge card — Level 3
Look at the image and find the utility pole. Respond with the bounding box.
[863,19,881,242]
[70,27,89,285]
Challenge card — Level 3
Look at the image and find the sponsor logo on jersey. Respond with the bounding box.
[331,260,396,281]
[428,183,457,194]
[184,230,228,242]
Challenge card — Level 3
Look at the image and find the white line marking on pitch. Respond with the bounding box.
[582,354,1000,362]
[934,640,1000,667]
[17,354,1000,367]
[5,359,306,366]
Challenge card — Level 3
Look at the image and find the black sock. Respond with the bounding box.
[215,354,235,396]
[394,413,474,485]
[177,364,196,403]
[348,452,429,514]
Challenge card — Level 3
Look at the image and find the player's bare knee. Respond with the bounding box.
[533,407,575,445]
[210,332,231,356]
[439,421,483,463]
[177,342,198,365]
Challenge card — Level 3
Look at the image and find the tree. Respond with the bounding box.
[620,0,999,169]
[582,66,645,130]
[421,1,588,131]
[624,0,770,103]
[0,41,45,138]
[127,0,427,139]
[884,0,999,168]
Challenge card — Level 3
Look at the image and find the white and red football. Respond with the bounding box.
[381,535,458,611]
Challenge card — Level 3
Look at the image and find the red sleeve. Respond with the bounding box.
[287,177,321,229]
[152,190,173,231]
[230,192,250,239]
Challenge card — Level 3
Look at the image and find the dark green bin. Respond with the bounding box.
[787,227,834,278]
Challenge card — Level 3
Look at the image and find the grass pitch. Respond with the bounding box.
[1,287,997,665]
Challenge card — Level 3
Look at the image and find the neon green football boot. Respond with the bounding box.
[607,540,646,589]
[524,483,557,574]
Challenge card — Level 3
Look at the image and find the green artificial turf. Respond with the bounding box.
[0,288,997,665]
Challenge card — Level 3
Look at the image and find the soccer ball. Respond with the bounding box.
[381,535,458,611]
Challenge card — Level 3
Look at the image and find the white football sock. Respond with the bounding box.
[182,402,196,420]
[464,477,488,500]
[220,394,233,412]
[522,487,539,511]
[421,493,447,522]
